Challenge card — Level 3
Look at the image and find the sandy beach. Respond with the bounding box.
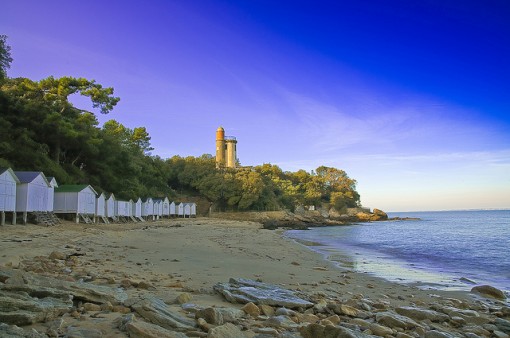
[1,218,508,337]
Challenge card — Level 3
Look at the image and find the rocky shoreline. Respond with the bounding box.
[0,219,508,338]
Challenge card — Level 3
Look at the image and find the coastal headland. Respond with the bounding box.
[0,218,508,337]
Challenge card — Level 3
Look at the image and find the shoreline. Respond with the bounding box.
[1,218,508,337]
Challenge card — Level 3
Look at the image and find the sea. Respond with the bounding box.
[285,210,510,293]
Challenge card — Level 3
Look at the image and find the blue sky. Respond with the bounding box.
[2,0,509,211]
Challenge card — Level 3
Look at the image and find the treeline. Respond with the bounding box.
[0,36,360,211]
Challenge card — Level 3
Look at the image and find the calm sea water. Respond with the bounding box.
[285,210,510,292]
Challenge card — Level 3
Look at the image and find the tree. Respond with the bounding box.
[0,35,13,79]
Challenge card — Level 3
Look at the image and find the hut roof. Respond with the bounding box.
[55,184,97,195]
[14,171,50,185]
[0,168,21,183]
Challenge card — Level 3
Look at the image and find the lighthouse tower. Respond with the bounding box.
[215,126,237,169]
[216,127,226,168]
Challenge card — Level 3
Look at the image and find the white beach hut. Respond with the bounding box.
[169,201,176,217]
[177,202,184,217]
[142,198,154,220]
[54,185,97,223]
[152,199,161,220]
[116,200,131,220]
[14,171,52,224]
[162,197,170,218]
[189,202,197,217]
[0,168,20,225]
[96,192,107,223]
[134,197,144,221]
[105,193,116,221]
[46,176,58,212]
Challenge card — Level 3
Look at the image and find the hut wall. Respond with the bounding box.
[0,171,17,212]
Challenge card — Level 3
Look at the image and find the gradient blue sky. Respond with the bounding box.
[2,0,509,211]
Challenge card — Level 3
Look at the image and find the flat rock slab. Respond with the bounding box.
[214,278,313,309]
[126,295,196,331]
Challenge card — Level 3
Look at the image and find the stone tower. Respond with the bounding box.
[215,126,237,169]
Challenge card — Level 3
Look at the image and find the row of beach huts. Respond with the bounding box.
[0,168,197,226]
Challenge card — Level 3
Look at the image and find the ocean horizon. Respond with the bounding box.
[285,209,510,293]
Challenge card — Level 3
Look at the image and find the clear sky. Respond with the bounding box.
[2,0,509,212]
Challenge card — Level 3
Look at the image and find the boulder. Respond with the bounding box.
[126,296,196,331]
[0,323,47,338]
[196,307,223,325]
[0,290,72,326]
[495,318,510,334]
[126,320,188,338]
[375,311,420,329]
[424,330,456,338]
[242,302,260,317]
[299,323,379,338]
[264,315,298,329]
[214,278,313,309]
[372,209,388,220]
[207,323,245,338]
[471,285,506,300]
[396,306,449,322]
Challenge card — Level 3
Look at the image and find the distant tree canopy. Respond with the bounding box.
[0,35,13,79]
[0,38,361,211]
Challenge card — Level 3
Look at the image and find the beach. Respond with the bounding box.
[1,218,509,337]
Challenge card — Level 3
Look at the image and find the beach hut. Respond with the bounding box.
[54,185,97,224]
[177,202,184,217]
[96,192,107,223]
[169,201,176,217]
[14,171,52,224]
[105,193,116,221]
[162,197,170,218]
[116,200,131,221]
[189,202,197,217]
[46,177,58,212]
[133,197,144,221]
[152,199,161,220]
[142,198,154,220]
[0,168,20,225]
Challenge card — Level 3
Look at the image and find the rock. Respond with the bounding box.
[372,209,388,220]
[82,302,101,312]
[471,285,506,300]
[396,306,449,322]
[275,307,296,316]
[126,295,196,331]
[376,312,420,329]
[259,304,275,317]
[349,318,371,330]
[493,331,510,338]
[175,293,192,304]
[264,315,298,329]
[216,307,245,323]
[0,323,47,337]
[20,272,128,305]
[49,251,66,260]
[242,302,260,317]
[64,327,103,338]
[299,323,379,338]
[325,315,341,325]
[126,320,188,338]
[214,278,313,309]
[254,327,280,336]
[207,323,245,338]
[196,307,223,325]
[369,323,393,336]
[0,290,73,325]
[495,318,510,333]
[300,313,320,324]
[113,305,131,314]
[435,306,489,325]
[424,330,456,338]
[339,304,359,317]
[137,281,155,290]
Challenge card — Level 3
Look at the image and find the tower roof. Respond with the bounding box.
[217,126,224,131]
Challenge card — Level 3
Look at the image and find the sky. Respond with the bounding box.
[2,0,510,212]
